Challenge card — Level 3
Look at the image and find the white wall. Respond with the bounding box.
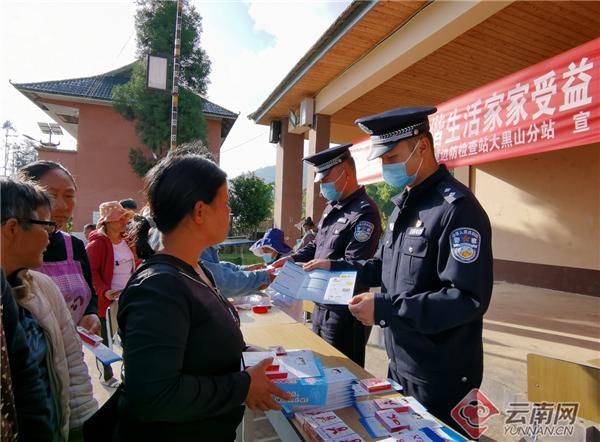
[474,143,600,271]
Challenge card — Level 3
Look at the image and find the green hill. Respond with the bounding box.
[252,164,308,188]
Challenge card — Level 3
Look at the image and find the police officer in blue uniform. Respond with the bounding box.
[273,144,382,367]
[304,107,493,432]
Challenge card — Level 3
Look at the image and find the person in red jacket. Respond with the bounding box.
[86,201,134,388]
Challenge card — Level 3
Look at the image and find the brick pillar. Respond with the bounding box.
[306,114,331,225]
[274,118,304,246]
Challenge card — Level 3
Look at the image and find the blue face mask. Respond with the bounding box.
[262,253,275,264]
[382,140,423,189]
[320,170,346,201]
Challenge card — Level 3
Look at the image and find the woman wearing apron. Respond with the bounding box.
[18,161,100,335]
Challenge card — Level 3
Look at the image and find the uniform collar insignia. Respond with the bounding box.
[333,186,366,210]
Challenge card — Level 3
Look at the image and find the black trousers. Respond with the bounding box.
[388,365,482,439]
[311,304,371,367]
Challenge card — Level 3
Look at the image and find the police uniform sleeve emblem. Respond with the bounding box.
[450,228,481,263]
[354,221,375,243]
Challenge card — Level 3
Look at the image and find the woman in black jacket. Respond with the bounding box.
[115,153,288,441]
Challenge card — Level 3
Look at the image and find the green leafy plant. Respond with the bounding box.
[229,173,274,236]
[112,0,211,176]
[366,181,399,227]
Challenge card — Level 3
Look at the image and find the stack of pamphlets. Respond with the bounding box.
[379,426,467,442]
[375,408,439,433]
[355,396,427,420]
[285,367,358,414]
[352,377,403,397]
[376,428,448,442]
[356,397,466,442]
[242,349,321,379]
[242,349,329,407]
[243,349,360,413]
[296,410,365,442]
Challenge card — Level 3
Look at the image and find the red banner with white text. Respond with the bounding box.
[352,37,600,183]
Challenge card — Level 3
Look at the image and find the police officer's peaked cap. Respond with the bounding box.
[303,143,352,182]
[355,106,437,161]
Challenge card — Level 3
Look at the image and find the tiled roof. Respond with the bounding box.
[12,63,238,120]
[202,100,238,119]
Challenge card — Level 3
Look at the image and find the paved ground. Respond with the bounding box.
[477,282,599,442]
[86,282,600,441]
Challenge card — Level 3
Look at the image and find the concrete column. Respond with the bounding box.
[453,166,471,189]
[274,118,304,245]
[306,114,331,223]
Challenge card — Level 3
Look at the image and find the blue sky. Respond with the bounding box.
[200,2,276,53]
[0,0,350,177]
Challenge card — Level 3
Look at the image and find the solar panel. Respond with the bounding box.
[38,122,51,134]
[49,123,63,135]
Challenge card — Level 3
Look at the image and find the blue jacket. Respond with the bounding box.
[1,269,54,441]
[200,247,269,298]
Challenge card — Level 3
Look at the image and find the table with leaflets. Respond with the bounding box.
[238,307,468,442]
[238,305,297,327]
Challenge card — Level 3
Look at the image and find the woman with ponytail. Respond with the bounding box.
[114,153,289,441]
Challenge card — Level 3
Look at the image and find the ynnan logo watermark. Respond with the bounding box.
[504,402,579,438]
[451,388,500,439]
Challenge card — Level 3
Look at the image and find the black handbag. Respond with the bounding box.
[83,384,123,442]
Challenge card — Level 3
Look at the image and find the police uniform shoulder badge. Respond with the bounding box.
[437,182,465,204]
[449,228,481,263]
[354,221,375,242]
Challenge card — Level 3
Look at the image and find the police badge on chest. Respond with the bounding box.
[408,219,425,237]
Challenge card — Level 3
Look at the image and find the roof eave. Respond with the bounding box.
[204,111,239,120]
[13,87,113,106]
[248,0,378,125]
[14,85,239,121]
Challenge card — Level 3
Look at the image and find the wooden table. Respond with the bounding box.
[240,316,467,441]
[238,306,297,327]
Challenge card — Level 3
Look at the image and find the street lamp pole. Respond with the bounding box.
[170,0,183,151]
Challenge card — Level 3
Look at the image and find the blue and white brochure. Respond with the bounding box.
[274,359,328,406]
[269,262,357,305]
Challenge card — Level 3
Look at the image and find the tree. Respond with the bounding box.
[365,181,399,227]
[12,138,38,171]
[166,139,214,162]
[3,120,16,175]
[229,173,274,236]
[113,0,211,176]
[2,120,15,134]
[2,121,37,175]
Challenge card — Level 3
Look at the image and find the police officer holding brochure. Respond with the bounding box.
[272,143,381,367]
[303,106,493,431]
